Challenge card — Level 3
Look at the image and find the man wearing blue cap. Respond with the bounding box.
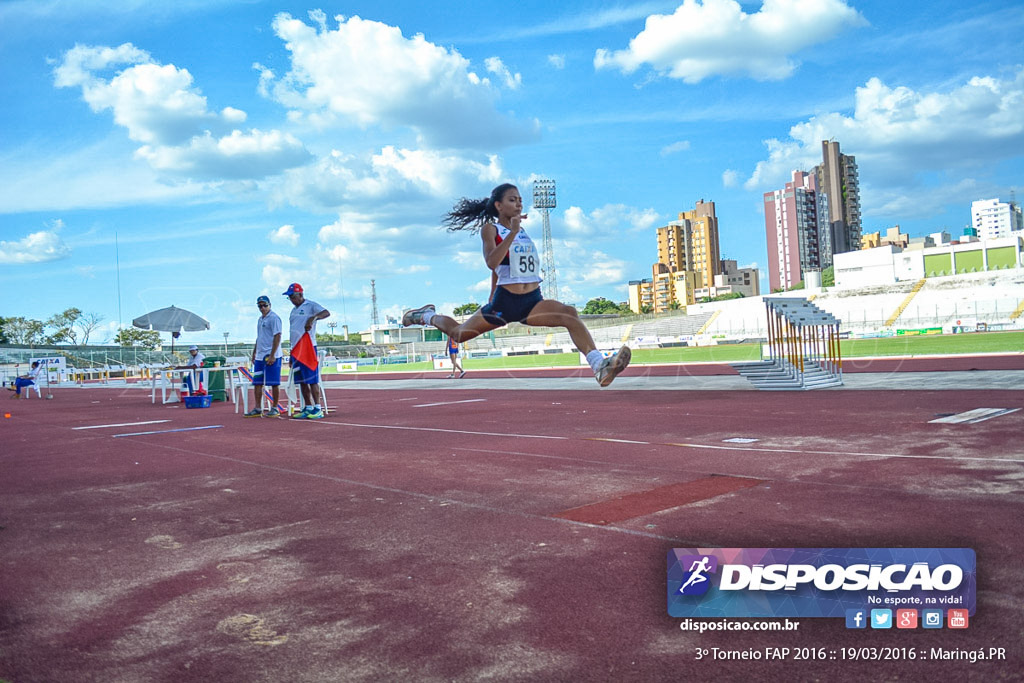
[283,283,330,419]
[245,295,283,417]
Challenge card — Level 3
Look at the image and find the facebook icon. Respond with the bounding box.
[845,609,867,629]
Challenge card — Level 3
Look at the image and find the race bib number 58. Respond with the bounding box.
[511,241,538,277]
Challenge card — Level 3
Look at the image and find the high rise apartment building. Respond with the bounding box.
[972,198,1023,240]
[815,140,861,254]
[655,200,721,287]
[764,170,830,292]
[629,199,721,314]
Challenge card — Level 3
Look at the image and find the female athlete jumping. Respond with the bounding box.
[402,183,630,387]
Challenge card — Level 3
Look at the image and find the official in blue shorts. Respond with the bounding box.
[284,283,331,419]
[245,295,284,417]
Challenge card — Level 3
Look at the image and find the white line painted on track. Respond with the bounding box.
[73,420,171,430]
[588,437,650,444]
[312,421,567,440]
[308,419,1023,464]
[113,425,223,437]
[413,398,488,408]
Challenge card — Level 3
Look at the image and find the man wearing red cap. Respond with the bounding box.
[283,283,330,419]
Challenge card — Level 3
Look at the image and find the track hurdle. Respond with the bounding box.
[732,297,843,390]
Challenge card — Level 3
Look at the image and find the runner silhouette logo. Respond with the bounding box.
[677,555,718,596]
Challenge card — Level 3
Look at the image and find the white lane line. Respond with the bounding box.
[588,438,651,444]
[113,425,223,438]
[311,419,1023,464]
[313,421,567,440]
[73,420,171,430]
[413,398,488,408]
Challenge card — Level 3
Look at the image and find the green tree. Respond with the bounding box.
[822,266,835,287]
[582,297,627,315]
[2,317,46,345]
[454,302,480,316]
[45,307,83,345]
[667,301,682,310]
[0,317,9,344]
[639,304,653,314]
[114,328,160,349]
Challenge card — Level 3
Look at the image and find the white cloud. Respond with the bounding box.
[595,0,866,83]
[0,222,71,264]
[547,54,566,69]
[485,56,522,90]
[54,43,310,180]
[744,68,1024,195]
[468,277,493,294]
[660,140,690,156]
[452,250,481,267]
[563,204,661,237]
[269,224,300,246]
[135,129,309,180]
[262,254,301,266]
[722,169,740,187]
[0,137,207,213]
[276,145,503,213]
[554,239,630,301]
[262,13,539,149]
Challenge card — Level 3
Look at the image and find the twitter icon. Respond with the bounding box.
[870,609,893,629]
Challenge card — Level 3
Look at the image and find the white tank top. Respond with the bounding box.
[494,224,543,286]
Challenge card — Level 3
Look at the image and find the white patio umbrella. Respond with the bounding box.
[132,305,210,352]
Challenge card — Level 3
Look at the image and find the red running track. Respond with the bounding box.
[1,379,1022,681]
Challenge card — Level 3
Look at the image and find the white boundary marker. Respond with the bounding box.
[929,408,1021,424]
[413,398,488,408]
[73,420,171,430]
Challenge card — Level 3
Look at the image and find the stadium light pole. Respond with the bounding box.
[532,178,558,301]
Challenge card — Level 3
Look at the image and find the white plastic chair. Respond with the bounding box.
[284,351,329,415]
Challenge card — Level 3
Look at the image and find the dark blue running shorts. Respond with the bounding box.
[480,286,544,326]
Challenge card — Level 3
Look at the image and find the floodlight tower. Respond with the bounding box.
[370,279,379,326]
[532,178,559,301]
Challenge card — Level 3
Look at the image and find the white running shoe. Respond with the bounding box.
[401,304,436,327]
[595,345,632,387]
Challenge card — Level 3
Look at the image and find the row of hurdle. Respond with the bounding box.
[732,297,844,390]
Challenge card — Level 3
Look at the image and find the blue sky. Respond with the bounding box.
[2,0,1022,345]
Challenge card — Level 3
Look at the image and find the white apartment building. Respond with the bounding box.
[972,198,1023,240]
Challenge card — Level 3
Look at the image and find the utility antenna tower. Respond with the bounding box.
[370,279,379,326]
[532,178,558,301]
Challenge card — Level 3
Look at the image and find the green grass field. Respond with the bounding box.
[356,330,1023,372]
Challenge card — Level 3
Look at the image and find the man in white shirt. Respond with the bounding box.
[8,361,41,398]
[175,345,205,395]
[283,282,330,419]
[246,295,284,417]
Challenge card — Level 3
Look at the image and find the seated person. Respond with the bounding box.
[175,345,205,393]
[8,361,41,398]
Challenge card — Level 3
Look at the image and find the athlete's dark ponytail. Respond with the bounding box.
[442,183,517,233]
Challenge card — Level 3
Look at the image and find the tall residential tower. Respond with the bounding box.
[764,170,829,292]
[815,140,861,254]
